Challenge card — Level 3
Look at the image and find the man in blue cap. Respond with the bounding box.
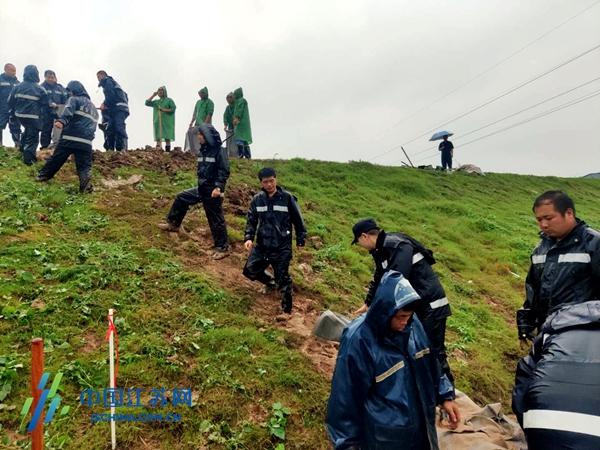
[327,270,460,449]
[351,218,454,383]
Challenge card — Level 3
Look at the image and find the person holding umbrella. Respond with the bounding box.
[145,86,176,151]
[430,130,454,171]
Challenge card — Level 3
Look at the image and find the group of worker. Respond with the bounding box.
[327,191,600,449]
[145,86,252,159]
[2,62,599,450]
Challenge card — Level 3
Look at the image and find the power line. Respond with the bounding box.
[370,41,600,162]
[374,0,600,137]
[410,88,600,164]
[401,75,600,162]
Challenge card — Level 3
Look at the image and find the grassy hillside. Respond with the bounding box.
[0,146,599,449]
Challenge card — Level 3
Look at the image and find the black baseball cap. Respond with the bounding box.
[351,218,379,244]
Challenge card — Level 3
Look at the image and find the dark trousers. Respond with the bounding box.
[0,112,21,146]
[106,109,128,151]
[418,315,453,384]
[243,246,293,297]
[40,116,54,148]
[166,186,229,248]
[20,118,40,165]
[237,141,251,159]
[39,141,93,192]
[441,151,452,170]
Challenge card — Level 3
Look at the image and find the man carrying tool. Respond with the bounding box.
[37,81,98,193]
[97,70,129,151]
[39,70,67,149]
[145,86,176,151]
[158,123,230,260]
[8,65,47,165]
[516,190,600,341]
[190,87,214,127]
[0,63,21,149]
[351,218,454,382]
[242,167,307,314]
[327,270,460,449]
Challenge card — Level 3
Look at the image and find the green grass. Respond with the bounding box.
[1,146,599,448]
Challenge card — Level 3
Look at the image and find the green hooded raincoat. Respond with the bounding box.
[193,87,215,125]
[233,87,252,144]
[145,86,176,141]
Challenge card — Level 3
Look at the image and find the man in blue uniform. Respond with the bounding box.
[242,168,307,314]
[0,63,21,148]
[39,70,67,149]
[37,81,98,193]
[8,65,47,165]
[517,190,600,341]
[97,70,128,151]
[327,270,460,449]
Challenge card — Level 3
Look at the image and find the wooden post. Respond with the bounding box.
[31,338,44,450]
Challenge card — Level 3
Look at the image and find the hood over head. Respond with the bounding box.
[23,65,40,83]
[66,81,90,98]
[233,87,243,100]
[542,300,600,334]
[365,270,421,336]
[194,123,220,147]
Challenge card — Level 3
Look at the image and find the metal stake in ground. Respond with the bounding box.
[401,146,415,168]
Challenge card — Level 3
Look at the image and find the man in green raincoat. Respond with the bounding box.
[233,87,252,159]
[223,92,237,158]
[146,86,176,151]
[190,87,214,127]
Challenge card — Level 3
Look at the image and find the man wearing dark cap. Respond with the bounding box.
[242,168,307,314]
[158,123,230,260]
[351,218,454,382]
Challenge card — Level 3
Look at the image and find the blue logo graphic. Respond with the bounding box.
[19,372,69,432]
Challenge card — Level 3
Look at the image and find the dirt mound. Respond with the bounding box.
[225,183,257,216]
[93,148,196,177]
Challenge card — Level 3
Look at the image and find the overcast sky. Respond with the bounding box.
[2,0,599,176]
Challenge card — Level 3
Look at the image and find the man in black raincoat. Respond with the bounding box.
[37,81,98,193]
[158,124,231,260]
[351,218,454,382]
[517,191,600,341]
[8,65,47,164]
[512,300,600,449]
[242,167,307,314]
[0,63,21,148]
